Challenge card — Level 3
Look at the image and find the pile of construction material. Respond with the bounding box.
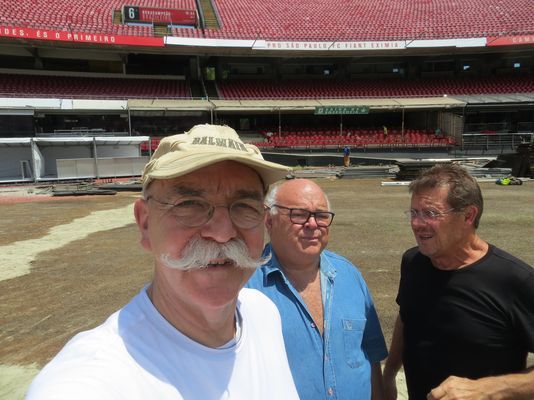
[462,165,512,179]
[290,166,398,179]
[290,168,341,179]
[395,160,446,181]
[395,160,512,181]
[337,166,398,179]
[483,142,534,178]
[37,183,117,196]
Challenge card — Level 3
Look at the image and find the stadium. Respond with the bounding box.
[1,1,534,397]
[0,0,533,183]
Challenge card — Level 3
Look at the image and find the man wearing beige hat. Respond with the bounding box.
[27,124,299,400]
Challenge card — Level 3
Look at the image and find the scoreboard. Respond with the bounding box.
[123,6,197,26]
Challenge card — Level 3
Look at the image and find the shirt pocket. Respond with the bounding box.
[342,318,366,368]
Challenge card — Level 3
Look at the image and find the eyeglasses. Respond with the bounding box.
[147,196,265,229]
[404,208,456,223]
[271,204,335,227]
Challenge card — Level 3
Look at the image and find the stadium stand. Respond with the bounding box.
[0,0,199,37]
[2,0,533,41]
[3,72,533,101]
[216,75,534,99]
[204,0,534,41]
[251,128,454,149]
[2,70,533,101]
[0,73,191,99]
[140,137,164,152]
[0,0,533,182]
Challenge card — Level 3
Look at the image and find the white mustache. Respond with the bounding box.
[160,235,270,271]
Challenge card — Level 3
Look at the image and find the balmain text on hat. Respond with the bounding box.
[141,124,290,189]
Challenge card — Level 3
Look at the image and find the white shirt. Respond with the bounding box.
[26,287,299,400]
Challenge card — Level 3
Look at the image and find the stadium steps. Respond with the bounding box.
[204,80,219,98]
[113,10,122,25]
[190,80,205,98]
[198,0,220,29]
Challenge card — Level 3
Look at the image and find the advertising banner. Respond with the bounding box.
[0,26,164,47]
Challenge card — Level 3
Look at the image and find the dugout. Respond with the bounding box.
[0,138,34,182]
[0,136,149,183]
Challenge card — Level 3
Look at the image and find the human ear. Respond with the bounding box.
[463,205,478,226]
[134,198,152,251]
[265,211,273,235]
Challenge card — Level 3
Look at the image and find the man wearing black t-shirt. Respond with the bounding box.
[383,164,534,400]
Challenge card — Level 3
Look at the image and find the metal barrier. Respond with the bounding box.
[461,133,533,151]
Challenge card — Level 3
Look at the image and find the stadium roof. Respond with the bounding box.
[453,93,534,105]
[0,137,149,146]
[128,97,465,112]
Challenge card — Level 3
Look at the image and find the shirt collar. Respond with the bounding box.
[262,243,337,283]
[319,251,337,280]
[261,243,283,282]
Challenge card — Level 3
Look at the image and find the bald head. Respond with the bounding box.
[265,179,331,214]
[264,178,331,269]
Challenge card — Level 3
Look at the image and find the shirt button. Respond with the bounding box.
[328,387,334,396]
[310,322,316,328]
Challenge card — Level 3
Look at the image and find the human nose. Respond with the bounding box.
[200,206,238,243]
[303,212,320,228]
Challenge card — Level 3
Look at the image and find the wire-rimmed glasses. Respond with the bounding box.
[148,196,265,229]
[404,208,456,223]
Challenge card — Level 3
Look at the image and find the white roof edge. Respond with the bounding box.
[0,138,33,144]
[165,36,487,51]
[33,136,149,143]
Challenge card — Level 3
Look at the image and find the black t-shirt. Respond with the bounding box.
[397,244,534,400]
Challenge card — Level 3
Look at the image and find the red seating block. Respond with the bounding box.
[217,76,534,100]
[0,73,191,99]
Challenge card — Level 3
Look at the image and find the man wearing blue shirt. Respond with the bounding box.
[343,145,351,167]
[247,178,387,399]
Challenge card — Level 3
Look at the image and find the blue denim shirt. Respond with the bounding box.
[246,245,388,400]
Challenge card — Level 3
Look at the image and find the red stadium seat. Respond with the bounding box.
[0,0,197,37]
[3,0,533,41]
[216,75,534,100]
[0,73,191,99]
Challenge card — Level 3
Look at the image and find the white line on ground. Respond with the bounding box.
[0,204,134,282]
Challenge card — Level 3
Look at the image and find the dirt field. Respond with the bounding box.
[1,177,533,399]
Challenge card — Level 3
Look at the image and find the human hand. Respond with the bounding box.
[427,376,489,400]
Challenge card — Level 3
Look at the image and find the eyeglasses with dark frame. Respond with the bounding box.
[147,196,266,229]
[404,208,457,223]
[271,204,335,227]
